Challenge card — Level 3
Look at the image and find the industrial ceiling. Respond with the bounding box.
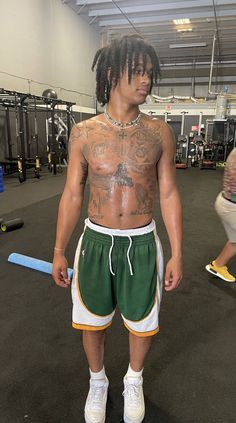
[65,0,236,67]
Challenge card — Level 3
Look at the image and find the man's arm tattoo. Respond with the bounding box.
[80,161,88,185]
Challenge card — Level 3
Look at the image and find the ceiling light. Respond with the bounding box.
[173,19,191,25]
[177,28,193,32]
[169,43,207,48]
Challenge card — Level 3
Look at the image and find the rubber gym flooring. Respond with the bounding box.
[0,166,236,423]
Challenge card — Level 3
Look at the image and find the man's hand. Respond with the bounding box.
[164,257,182,292]
[52,253,70,288]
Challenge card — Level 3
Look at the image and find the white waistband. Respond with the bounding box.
[85,218,156,236]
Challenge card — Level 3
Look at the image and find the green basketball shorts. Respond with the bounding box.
[71,218,164,337]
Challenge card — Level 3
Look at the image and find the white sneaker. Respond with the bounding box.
[84,376,109,423]
[123,375,145,423]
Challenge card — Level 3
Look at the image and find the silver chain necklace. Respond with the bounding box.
[104,106,141,129]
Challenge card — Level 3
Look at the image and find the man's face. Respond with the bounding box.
[112,55,153,105]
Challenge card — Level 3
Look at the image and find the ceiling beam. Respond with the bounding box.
[69,0,236,67]
[98,9,236,26]
[103,15,236,31]
[140,27,236,37]
[89,0,236,17]
[105,21,236,34]
[76,0,125,4]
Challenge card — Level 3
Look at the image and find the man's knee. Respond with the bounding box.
[83,329,107,339]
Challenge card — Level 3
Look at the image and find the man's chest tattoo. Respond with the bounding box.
[114,164,134,187]
[118,130,127,141]
[131,180,156,215]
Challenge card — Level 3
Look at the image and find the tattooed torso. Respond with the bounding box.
[72,113,163,229]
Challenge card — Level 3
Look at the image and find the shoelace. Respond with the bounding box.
[122,381,142,405]
[89,384,106,407]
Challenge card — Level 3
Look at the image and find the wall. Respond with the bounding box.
[0,0,101,162]
[0,0,100,108]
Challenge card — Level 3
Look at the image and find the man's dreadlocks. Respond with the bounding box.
[91,34,160,106]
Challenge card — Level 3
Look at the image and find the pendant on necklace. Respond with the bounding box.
[118,130,127,140]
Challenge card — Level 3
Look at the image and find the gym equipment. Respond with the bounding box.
[215,95,228,120]
[213,118,236,159]
[0,94,14,149]
[45,102,58,175]
[188,112,206,168]
[0,165,3,192]
[1,218,24,232]
[176,111,189,169]
[45,103,75,174]
[163,112,171,123]
[32,98,41,179]
[15,92,28,182]
[54,113,68,170]
[196,112,216,169]
[0,91,26,179]
[8,253,73,279]
[1,88,75,181]
[42,89,58,101]
[188,133,197,167]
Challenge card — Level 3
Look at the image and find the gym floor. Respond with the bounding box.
[0,167,236,423]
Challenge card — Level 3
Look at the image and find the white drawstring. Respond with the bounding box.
[127,236,133,276]
[108,234,133,276]
[85,219,156,278]
[109,234,115,275]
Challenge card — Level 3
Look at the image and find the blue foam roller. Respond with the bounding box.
[8,253,73,279]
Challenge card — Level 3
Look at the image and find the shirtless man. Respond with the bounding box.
[52,35,182,423]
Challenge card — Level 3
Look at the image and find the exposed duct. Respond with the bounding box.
[151,94,198,103]
[208,32,220,96]
[207,36,236,97]
[161,60,236,68]
[215,95,228,119]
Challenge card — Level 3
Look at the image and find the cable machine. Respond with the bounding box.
[0,88,75,182]
[176,111,189,169]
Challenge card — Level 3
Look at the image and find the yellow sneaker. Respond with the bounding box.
[205,261,236,282]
